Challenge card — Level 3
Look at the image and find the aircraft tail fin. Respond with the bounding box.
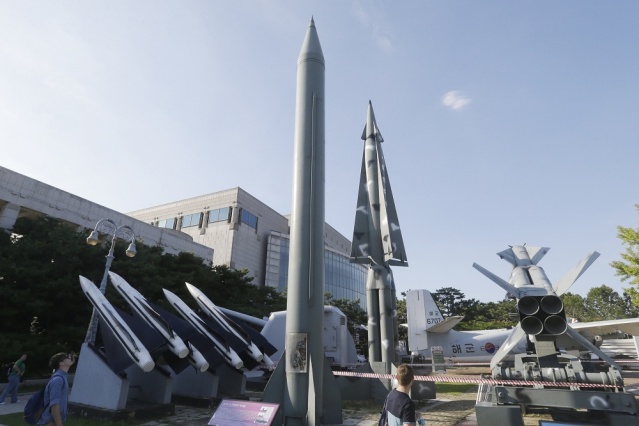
[406,289,447,352]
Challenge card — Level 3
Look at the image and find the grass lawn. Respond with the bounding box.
[0,413,148,426]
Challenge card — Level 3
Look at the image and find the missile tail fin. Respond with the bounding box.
[553,251,600,296]
[472,263,520,298]
[350,153,371,262]
[490,324,526,370]
[376,143,407,266]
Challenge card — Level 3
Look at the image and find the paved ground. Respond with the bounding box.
[2,367,639,425]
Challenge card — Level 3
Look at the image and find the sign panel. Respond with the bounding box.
[431,345,446,374]
[208,400,280,426]
[286,332,308,373]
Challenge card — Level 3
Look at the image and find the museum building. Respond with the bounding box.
[0,165,367,307]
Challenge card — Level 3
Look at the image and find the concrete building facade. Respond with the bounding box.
[127,187,367,306]
[0,166,212,260]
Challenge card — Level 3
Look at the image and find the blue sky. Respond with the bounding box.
[2,1,638,303]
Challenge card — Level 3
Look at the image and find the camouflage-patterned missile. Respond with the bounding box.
[350,101,408,366]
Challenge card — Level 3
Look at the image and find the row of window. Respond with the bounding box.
[274,236,366,308]
[154,206,252,230]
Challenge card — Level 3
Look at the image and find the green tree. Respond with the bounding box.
[611,205,639,307]
[456,299,518,331]
[584,285,627,321]
[432,287,481,321]
[562,292,589,321]
[0,216,286,376]
[396,297,407,344]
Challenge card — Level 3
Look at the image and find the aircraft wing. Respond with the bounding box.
[426,316,465,333]
[570,318,639,337]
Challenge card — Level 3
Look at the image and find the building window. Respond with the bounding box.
[240,209,258,229]
[158,218,176,229]
[208,207,231,224]
[182,212,202,229]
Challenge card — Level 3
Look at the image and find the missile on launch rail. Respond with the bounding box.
[79,275,155,373]
[186,282,265,363]
[109,272,189,359]
[162,288,244,370]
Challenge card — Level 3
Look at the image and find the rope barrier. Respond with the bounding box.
[332,370,623,390]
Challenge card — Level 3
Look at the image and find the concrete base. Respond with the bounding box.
[69,343,174,412]
[263,350,343,425]
[172,367,219,400]
[475,402,524,426]
[69,343,129,410]
[126,363,173,404]
[216,363,246,397]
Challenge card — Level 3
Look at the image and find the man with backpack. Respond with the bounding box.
[0,353,27,404]
[37,352,74,426]
[379,364,419,426]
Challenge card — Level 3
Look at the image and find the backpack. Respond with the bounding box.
[377,395,388,426]
[23,387,46,425]
[23,375,60,425]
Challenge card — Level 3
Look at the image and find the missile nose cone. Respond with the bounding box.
[298,17,324,65]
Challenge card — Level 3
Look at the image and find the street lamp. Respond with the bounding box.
[84,218,137,344]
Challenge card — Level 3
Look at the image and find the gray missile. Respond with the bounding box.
[350,101,408,367]
[262,18,332,425]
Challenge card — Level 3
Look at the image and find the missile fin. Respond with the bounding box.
[376,141,407,266]
[350,154,372,261]
[472,263,520,298]
[527,247,550,265]
[553,251,600,296]
[490,324,525,370]
[564,326,620,370]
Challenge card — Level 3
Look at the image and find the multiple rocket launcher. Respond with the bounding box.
[472,245,618,370]
[79,271,275,375]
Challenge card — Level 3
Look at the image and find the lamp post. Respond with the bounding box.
[84,218,137,344]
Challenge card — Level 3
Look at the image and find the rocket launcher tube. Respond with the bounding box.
[518,296,540,316]
[540,295,563,315]
[544,315,568,335]
[521,316,544,335]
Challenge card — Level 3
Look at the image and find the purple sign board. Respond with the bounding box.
[208,400,280,426]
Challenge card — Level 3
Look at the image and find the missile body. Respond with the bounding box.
[162,288,244,370]
[109,272,189,359]
[185,282,264,362]
[350,102,408,366]
[79,275,155,372]
[262,18,326,425]
[185,342,210,372]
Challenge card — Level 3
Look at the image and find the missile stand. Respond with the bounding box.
[473,246,639,425]
[477,344,638,425]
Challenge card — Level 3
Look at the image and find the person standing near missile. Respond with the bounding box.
[380,364,417,426]
[0,353,27,404]
[37,352,74,426]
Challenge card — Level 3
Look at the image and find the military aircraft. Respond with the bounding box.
[406,287,639,363]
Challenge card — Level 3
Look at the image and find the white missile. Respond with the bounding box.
[162,288,244,370]
[185,282,264,363]
[186,342,209,372]
[108,272,189,359]
[79,275,155,373]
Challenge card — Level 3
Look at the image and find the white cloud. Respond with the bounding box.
[442,91,471,111]
[352,0,394,53]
